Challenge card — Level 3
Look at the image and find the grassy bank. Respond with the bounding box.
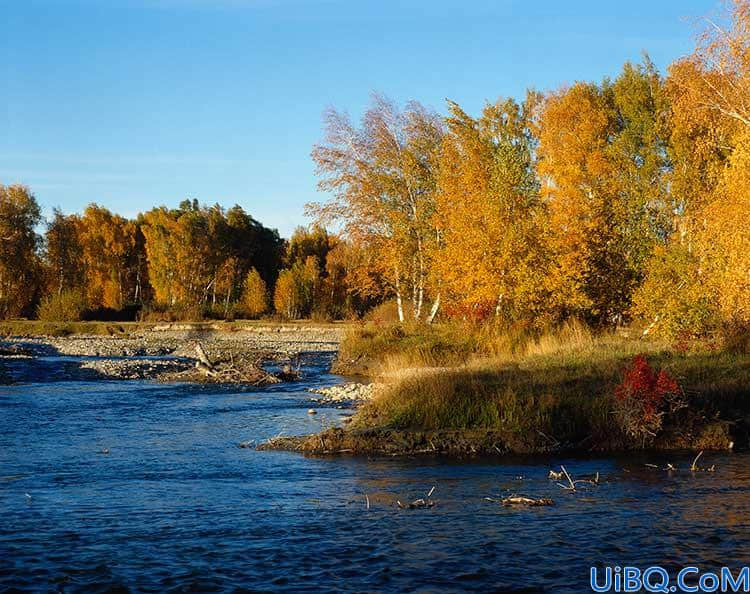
[315,322,750,454]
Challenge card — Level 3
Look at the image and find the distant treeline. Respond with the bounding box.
[0,190,377,322]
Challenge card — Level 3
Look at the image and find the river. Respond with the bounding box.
[1,352,749,592]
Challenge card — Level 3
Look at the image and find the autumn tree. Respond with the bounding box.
[687,1,750,327]
[243,267,269,318]
[0,184,42,318]
[142,202,217,306]
[282,225,364,318]
[538,59,672,325]
[273,268,302,319]
[700,130,750,325]
[44,209,84,297]
[320,240,378,318]
[286,225,335,269]
[141,201,283,313]
[77,204,139,310]
[310,94,443,323]
[635,1,750,335]
[434,94,548,322]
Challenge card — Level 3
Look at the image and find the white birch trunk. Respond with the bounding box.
[495,294,504,317]
[426,294,440,324]
[415,235,425,320]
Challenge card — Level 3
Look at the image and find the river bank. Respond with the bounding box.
[0,323,344,384]
[263,322,750,456]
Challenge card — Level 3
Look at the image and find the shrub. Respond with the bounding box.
[613,355,684,444]
[37,289,88,321]
[363,300,404,323]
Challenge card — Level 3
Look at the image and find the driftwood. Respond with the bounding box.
[690,450,703,471]
[485,496,555,507]
[552,465,600,491]
[194,343,220,377]
[644,451,716,473]
[195,342,213,367]
[191,341,282,385]
[277,363,301,382]
[397,486,436,510]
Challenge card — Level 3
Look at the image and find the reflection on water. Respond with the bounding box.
[1,353,748,592]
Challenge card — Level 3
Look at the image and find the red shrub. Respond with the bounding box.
[442,300,496,323]
[614,355,683,443]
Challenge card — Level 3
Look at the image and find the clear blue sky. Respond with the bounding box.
[3,0,715,238]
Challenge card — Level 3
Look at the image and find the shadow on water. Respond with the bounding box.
[0,348,748,592]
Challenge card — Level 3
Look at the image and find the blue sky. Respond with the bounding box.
[3,0,715,237]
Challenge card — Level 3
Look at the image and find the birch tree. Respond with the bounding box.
[309,93,443,322]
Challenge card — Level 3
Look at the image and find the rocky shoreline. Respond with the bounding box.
[0,325,343,384]
[308,382,379,404]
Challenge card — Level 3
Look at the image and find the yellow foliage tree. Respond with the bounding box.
[273,269,301,319]
[701,131,750,324]
[0,184,41,318]
[243,267,268,318]
[538,60,672,324]
[77,204,137,310]
[434,95,549,322]
[636,1,750,336]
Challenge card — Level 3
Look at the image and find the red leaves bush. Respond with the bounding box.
[614,355,684,444]
[442,300,497,323]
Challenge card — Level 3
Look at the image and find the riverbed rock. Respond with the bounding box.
[308,383,379,403]
[79,358,193,380]
[0,326,344,384]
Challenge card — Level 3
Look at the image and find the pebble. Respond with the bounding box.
[308,383,378,403]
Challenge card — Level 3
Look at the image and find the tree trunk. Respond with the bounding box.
[395,268,405,323]
[495,294,504,317]
[395,288,404,323]
[426,294,440,324]
[415,235,425,320]
[224,287,231,319]
[416,279,424,321]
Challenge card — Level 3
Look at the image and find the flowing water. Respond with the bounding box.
[1,353,749,593]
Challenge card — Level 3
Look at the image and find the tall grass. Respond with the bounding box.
[340,318,602,376]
